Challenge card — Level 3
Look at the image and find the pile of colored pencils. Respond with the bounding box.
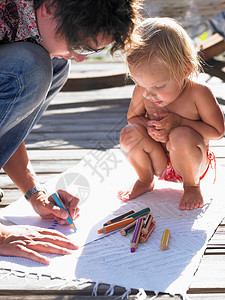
[97,207,156,253]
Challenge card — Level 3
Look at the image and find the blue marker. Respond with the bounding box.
[52,192,77,232]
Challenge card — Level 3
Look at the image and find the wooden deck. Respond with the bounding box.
[0,60,225,299]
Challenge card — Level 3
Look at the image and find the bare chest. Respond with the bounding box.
[144,92,200,121]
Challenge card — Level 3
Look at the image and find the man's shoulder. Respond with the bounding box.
[0,0,40,43]
[0,0,19,42]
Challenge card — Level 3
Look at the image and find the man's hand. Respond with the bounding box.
[0,224,78,265]
[29,190,80,225]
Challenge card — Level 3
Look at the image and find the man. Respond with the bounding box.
[0,0,143,263]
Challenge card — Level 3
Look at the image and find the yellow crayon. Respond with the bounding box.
[160,229,170,250]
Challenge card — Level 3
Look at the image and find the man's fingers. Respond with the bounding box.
[45,198,69,220]
[26,241,74,254]
[57,190,80,218]
[12,245,51,265]
[30,235,78,250]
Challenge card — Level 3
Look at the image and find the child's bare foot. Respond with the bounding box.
[118,179,154,201]
[179,185,204,210]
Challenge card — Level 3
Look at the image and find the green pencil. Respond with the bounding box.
[125,207,150,220]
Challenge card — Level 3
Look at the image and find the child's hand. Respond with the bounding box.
[148,112,182,142]
[147,125,168,143]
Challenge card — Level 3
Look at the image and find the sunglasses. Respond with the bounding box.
[69,45,105,56]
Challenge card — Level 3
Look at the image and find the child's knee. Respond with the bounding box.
[120,124,146,152]
[167,126,195,152]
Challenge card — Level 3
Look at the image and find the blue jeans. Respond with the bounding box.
[0,42,70,169]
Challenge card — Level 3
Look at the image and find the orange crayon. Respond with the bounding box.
[160,228,170,250]
[98,217,135,234]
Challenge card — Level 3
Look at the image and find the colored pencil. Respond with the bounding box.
[51,192,77,232]
[120,215,147,236]
[130,217,144,253]
[141,214,153,235]
[120,219,137,236]
[98,217,135,234]
[126,207,150,220]
[103,210,135,226]
[160,228,170,250]
[140,221,156,243]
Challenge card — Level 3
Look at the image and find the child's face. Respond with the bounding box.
[130,62,185,107]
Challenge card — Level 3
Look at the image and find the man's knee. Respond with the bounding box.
[1,42,52,93]
[0,42,53,135]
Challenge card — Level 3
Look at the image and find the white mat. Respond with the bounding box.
[0,149,224,296]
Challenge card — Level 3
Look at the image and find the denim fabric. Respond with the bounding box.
[0,42,70,168]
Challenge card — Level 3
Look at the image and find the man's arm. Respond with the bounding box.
[3,142,39,196]
[3,142,79,222]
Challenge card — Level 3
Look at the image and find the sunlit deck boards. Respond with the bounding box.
[0,69,225,299]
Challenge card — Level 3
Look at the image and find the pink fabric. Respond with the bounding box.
[159,149,216,184]
[159,156,183,183]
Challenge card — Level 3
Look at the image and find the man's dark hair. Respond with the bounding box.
[34,0,143,54]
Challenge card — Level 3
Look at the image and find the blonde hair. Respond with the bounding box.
[126,17,201,81]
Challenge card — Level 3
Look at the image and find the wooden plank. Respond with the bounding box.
[202,58,225,81]
[50,86,133,105]
[189,255,225,289]
[207,227,225,246]
[61,73,133,92]
[0,173,59,187]
[188,294,225,299]
[26,149,90,160]
[25,140,120,150]
[210,138,225,147]
[198,33,225,61]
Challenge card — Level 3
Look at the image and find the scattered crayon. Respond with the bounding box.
[160,228,170,250]
[126,207,150,220]
[103,210,135,226]
[98,217,135,234]
[51,192,77,232]
[141,214,153,235]
[130,217,144,253]
[120,219,137,236]
[140,221,156,243]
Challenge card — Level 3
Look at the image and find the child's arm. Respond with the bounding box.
[180,85,224,143]
[127,86,148,128]
[149,84,224,144]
